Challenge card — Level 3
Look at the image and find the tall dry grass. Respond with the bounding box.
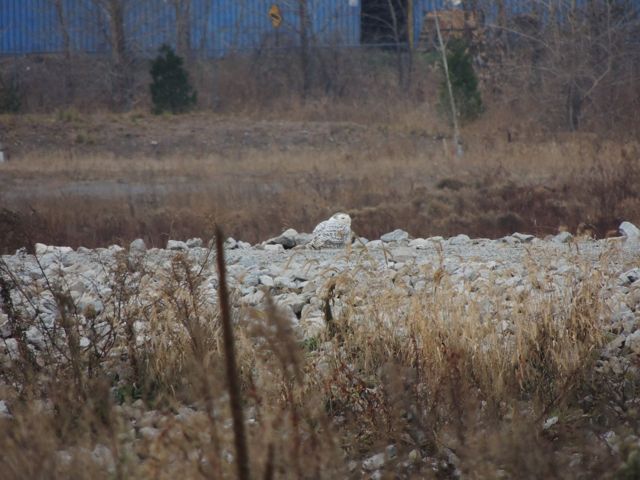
[0,239,637,478]
[1,133,639,253]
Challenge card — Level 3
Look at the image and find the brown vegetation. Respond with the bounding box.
[1,113,639,254]
[1,2,640,477]
[0,237,638,478]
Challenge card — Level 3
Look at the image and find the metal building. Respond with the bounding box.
[1,0,632,57]
[0,0,358,56]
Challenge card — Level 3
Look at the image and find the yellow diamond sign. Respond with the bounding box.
[269,4,282,28]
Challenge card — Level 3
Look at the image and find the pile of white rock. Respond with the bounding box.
[1,221,639,353]
[1,220,639,476]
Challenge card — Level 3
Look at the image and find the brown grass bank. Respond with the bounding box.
[1,114,639,253]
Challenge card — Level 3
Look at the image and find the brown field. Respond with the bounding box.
[1,111,639,253]
[2,7,640,477]
[1,107,640,479]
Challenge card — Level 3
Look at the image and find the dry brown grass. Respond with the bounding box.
[1,122,639,253]
[1,22,639,477]
[0,240,637,479]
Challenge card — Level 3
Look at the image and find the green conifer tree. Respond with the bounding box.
[149,44,197,114]
[439,39,483,123]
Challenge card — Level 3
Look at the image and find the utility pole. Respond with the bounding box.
[434,12,464,157]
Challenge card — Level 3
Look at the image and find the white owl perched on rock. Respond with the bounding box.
[308,213,352,249]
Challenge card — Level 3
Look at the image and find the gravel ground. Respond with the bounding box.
[1,226,640,478]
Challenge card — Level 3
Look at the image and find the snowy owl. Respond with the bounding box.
[308,213,352,249]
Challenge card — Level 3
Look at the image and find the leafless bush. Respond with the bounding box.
[477,0,640,133]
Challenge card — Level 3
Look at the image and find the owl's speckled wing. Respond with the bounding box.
[310,218,351,249]
[312,220,329,235]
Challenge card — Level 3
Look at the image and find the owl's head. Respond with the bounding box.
[331,212,352,226]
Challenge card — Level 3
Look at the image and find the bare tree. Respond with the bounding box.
[361,0,412,88]
[51,0,74,102]
[170,0,192,59]
[471,0,640,132]
[90,0,133,110]
[386,0,412,88]
[196,0,213,55]
[52,0,72,59]
[298,0,312,98]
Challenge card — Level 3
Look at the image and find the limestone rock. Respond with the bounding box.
[408,238,431,249]
[224,237,238,249]
[363,452,386,471]
[299,316,325,339]
[449,234,471,245]
[626,330,640,355]
[512,232,535,243]
[91,444,115,473]
[620,268,640,286]
[620,221,640,241]
[129,238,146,252]
[0,400,11,419]
[0,314,11,338]
[139,427,161,440]
[186,237,203,248]
[167,240,188,251]
[390,247,417,262]
[259,275,275,288]
[366,240,384,249]
[26,326,45,349]
[543,416,559,430]
[552,231,573,243]
[381,229,409,243]
[267,228,299,249]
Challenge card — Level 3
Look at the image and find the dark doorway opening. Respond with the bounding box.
[361,0,408,46]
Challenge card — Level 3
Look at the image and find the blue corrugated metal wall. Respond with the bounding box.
[0,0,362,56]
[185,0,361,53]
[1,0,637,56]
